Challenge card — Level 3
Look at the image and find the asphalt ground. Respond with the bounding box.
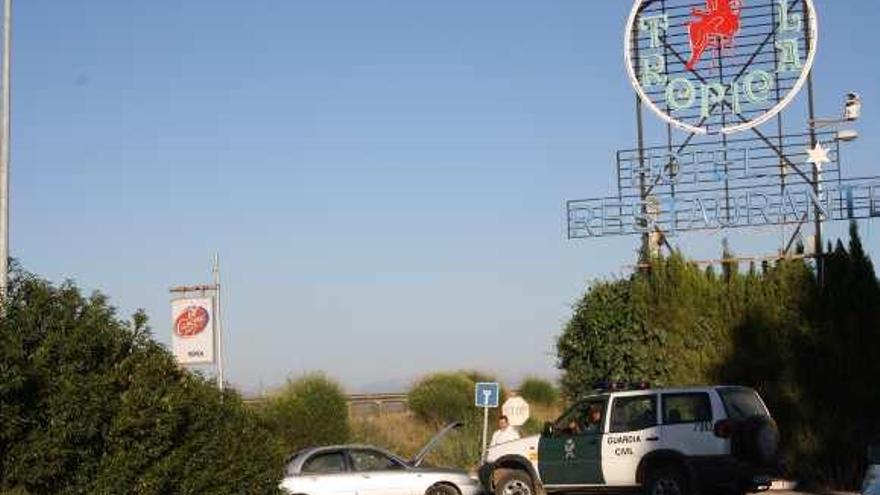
[771,492,859,495]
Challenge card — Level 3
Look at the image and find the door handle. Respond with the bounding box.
[646,436,659,442]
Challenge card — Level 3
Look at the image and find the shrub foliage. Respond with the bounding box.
[518,377,559,406]
[261,373,350,453]
[0,268,283,494]
[408,371,506,426]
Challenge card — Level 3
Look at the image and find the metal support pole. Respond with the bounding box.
[481,406,489,462]
[636,95,651,261]
[0,0,11,299]
[804,9,822,285]
[212,254,225,392]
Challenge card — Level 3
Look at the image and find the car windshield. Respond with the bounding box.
[719,388,769,420]
[283,449,314,476]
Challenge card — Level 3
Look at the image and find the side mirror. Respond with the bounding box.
[542,422,554,436]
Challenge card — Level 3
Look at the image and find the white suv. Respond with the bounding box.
[479,385,780,495]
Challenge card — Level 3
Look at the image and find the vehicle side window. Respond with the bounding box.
[302,452,347,474]
[554,399,606,435]
[349,449,404,472]
[610,395,657,433]
[719,388,769,420]
[662,393,712,424]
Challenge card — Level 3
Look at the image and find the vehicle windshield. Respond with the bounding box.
[719,388,769,420]
[283,450,309,477]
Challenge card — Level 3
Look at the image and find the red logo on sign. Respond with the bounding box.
[686,0,742,70]
[175,305,210,338]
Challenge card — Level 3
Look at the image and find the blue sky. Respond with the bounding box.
[11,1,880,394]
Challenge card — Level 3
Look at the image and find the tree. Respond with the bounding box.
[556,278,668,399]
[0,266,283,494]
[794,222,880,486]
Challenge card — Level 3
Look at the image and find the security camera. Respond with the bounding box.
[844,92,861,121]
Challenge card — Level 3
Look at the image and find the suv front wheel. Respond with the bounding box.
[494,470,535,495]
[645,466,690,495]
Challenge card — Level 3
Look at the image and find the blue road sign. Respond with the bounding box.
[475,382,500,408]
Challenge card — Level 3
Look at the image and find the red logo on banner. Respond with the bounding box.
[686,0,742,70]
[175,305,210,338]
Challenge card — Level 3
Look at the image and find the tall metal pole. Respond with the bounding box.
[632,21,651,263]
[804,8,822,284]
[0,0,12,299]
[806,74,821,283]
[212,254,225,392]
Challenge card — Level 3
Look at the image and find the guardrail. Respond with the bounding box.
[347,393,409,417]
[244,389,522,418]
[242,392,410,418]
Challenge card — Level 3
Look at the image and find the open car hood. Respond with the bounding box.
[410,421,463,467]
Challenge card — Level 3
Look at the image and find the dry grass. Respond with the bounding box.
[351,413,436,459]
[349,402,564,470]
[351,413,481,469]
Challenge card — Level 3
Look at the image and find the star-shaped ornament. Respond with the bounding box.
[806,143,831,170]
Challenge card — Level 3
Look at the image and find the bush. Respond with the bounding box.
[262,373,350,453]
[518,377,559,406]
[409,371,507,427]
[0,267,283,494]
[408,372,475,425]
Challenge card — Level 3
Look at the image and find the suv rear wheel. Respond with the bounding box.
[495,470,534,495]
[734,415,780,467]
[645,466,690,495]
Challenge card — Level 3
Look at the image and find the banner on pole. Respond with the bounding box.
[171,297,215,365]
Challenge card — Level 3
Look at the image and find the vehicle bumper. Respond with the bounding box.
[460,476,486,495]
[460,485,484,495]
[864,466,880,495]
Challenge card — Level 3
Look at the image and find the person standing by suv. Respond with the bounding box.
[491,415,520,446]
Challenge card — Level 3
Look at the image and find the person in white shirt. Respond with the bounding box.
[490,415,520,446]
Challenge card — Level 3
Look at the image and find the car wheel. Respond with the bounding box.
[426,483,459,495]
[645,466,689,495]
[494,470,534,495]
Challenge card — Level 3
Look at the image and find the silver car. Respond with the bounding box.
[279,422,482,495]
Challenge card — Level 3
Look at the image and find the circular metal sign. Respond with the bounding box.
[624,0,818,135]
[502,397,531,427]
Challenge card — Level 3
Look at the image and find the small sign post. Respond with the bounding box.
[475,382,500,461]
